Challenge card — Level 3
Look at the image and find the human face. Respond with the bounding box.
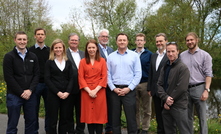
[98,31,109,45]
[87,43,97,57]
[68,35,79,51]
[166,44,179,64]
[155,36,167,51]
[135,36,146,48]
[35,30,46,44]
[186,35,198,50]
[53,43,64,57]
[14,34,28,51]
[116,35,128,50]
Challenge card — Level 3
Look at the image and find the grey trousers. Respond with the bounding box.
[162,107,190,134]
[188,84,208,134]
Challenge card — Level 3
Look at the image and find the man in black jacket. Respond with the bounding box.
[3,31,39,134]
[157,42,190,134]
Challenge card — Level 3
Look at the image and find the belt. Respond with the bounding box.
[114,85,128,88]
[188,82,205,88]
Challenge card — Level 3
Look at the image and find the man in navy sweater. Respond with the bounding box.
[29,28,50,134]
[132,33,152,134]
[3,31,39,134]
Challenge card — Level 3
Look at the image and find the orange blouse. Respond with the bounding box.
[78,58,107,124]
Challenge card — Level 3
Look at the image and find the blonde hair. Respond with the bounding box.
[49,39,68,61]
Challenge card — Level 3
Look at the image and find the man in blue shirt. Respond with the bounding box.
[132,33,152,134]
[107,33,142,134]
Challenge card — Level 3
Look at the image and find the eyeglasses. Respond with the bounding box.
[166,42,177,45]
[100,36,109,38]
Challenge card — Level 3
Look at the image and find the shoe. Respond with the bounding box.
[105,131,113,134]
[137,129,140,134]
[141,130,148,134]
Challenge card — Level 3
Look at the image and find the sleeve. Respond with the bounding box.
[78,59,88,89]
[29,54,40,92]
[128,54,142,90]
[44,60,60,94]
[147,56,153,91]
[203,53,213,77]
[107,56,115,91]
[3,53,23,96]
[98,59,107,88]
[157,66,168,102]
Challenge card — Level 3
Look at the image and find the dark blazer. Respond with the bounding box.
[44,60,74,95]
[147,53,168,96]
[66,48,84,94]
[98,44,114,60]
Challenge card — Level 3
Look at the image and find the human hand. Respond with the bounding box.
[201,90,209,101]
[166,96,174,106]
[164,103,170,110]
[21,89,32,100]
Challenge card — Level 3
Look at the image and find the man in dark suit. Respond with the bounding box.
[66,33,85,134]
[97,29,114,134]
[147,33,168,134]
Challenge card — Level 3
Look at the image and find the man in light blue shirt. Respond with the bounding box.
[107,33,142,134]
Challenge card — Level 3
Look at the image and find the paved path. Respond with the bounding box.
[0,114,129,134]
[0,114,45,134]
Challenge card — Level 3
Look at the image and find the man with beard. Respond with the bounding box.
[147,33,168,134]
[180,32,213,134]
[29,28,50,134]
[97,29,114,134]
[66,33,85,134]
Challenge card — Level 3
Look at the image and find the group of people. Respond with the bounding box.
[3,27,212,134]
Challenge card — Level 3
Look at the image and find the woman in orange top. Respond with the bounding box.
[78,39,107,134]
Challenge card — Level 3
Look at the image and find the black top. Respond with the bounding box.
[29,45,50,83]
[3,47,39,96]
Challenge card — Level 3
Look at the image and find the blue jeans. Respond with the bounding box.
[34,83,49,133]
[6,93,36,134]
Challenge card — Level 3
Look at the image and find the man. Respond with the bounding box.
[180,32,213,134]
[147,33,168,134]
[66,33,85,134]
[29,28,50,134]
[157,42,190,134]
[97,29,114,134]
[107,33,142,134]
[132,33,152,134]
[3,31,39,134]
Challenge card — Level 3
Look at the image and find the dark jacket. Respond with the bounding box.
[157,58,190,109]
[132,48,152,83]
[147,53,168,96]
[44,60,74,95]
[66,49,84,94]
[3,47,39,97]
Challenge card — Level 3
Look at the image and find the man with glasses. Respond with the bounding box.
[147,33,168,134]
[132,33,152,134]
[97,29,114,134]
[66,33,85,134]
[158,42,190,134]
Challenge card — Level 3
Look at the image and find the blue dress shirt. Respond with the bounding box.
[107,49,142,91]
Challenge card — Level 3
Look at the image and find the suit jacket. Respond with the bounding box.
[66,48,85,94]
[147,53,168,96]
[98,44,114,60]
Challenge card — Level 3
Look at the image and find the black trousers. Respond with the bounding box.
[111,90,137,134]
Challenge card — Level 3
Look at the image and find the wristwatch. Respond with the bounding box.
[205,88,210,92]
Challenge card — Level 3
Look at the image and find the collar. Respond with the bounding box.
[15,47,27,54]
[35,44,46,49]
[156,49,166,55]
[69,47,79,53]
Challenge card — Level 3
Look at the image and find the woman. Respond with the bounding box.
[45,39,73,134]
[78,39,107,134]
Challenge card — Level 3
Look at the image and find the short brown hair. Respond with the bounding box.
[14,31,27,39]
[155,33,167,41]
[116,33,129,41]
[34,28,46,35]
[136,33,146,41]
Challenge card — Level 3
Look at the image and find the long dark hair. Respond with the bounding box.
[85,39,101,64]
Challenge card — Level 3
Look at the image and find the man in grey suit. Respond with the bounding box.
[66,33,85,134]
[97,29,114,134]
[147,33,168,134]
